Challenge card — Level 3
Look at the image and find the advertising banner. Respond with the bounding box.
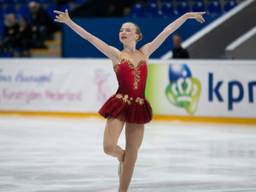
[0,59,117,112]
[147,60,256,118]
[0,59,255,121]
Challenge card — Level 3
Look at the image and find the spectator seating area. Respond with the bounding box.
[129,0,239,18]
[0,0,88,36]
[0,0,241,57]
[0,0,87,57]
[0,0,88,18]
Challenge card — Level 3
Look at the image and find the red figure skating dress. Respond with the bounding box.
[98,57,152,124]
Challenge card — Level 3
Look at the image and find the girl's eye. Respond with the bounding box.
[119,28,131,33]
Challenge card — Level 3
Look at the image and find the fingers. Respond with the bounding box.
[197,18,204,23]
[54,9,69,14]
[54,12,65,19]
[198,11,206,15]
[199,19,204,23]
[198,16,205,23]
[53,9,70,24]
[53,10,64,14]
[187,11,206,23]
[54,19,63,23]
[196,12,205,23]
[55,15,61,20]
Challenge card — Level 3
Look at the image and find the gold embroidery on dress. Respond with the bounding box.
[115,93,132,105]
[120,58,146,68]
[135,97,144,105]
[133,68,141,90]
[115,93,144,105]
[120,58,146,90]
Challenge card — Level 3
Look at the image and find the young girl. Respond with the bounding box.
[54,9,205,192]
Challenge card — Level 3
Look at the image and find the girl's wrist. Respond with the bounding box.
[66,19,72,25]
[183,12,191,19]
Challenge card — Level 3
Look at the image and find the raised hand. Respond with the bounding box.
[53,9,71,24]
[185,12,206,23]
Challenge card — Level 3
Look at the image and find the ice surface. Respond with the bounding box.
[0,116,256,192]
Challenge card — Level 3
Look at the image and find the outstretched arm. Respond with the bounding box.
[140,12,206,57]
[54,9,120,62]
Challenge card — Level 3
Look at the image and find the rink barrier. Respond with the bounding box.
[0,59,255,125]
[0,111,255,125]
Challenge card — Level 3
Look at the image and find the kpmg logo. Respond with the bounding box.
[165,64,201,115]
[208,73,255,110]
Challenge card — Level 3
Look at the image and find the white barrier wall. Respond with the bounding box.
[0,59,117,112]
[0,59,255,120]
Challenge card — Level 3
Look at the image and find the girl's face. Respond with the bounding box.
[119,23,138,44]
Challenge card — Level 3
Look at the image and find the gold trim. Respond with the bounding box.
[0,111,255,125]
[118,58,146,90]
[120,58,146,68]
[153,115,256,125]
[115,93,132,105]
[135,97,144,105]
[132,67,141,90]
[115,93,144,105]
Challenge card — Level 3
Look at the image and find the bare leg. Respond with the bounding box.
[119,123,144,192]
[103,118,125,161]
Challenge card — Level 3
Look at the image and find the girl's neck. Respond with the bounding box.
[123,43,136,53]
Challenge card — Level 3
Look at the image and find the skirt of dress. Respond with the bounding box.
[98,94,152,124]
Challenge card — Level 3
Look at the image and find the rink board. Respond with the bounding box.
[0,59,255,124]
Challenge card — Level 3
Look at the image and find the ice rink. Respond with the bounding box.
[0,116,256,192]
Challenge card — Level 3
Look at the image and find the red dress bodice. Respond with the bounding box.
[98,58,152,124]
[114,59,147,97]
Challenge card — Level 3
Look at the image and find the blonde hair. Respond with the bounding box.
[123,22,143,42]
[133,23,143,42]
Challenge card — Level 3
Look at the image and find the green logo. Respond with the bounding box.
[165,64,201,115]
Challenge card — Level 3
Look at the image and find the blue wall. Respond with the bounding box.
[63,16,216,58]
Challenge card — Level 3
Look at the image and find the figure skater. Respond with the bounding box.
[54,9,205,192]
